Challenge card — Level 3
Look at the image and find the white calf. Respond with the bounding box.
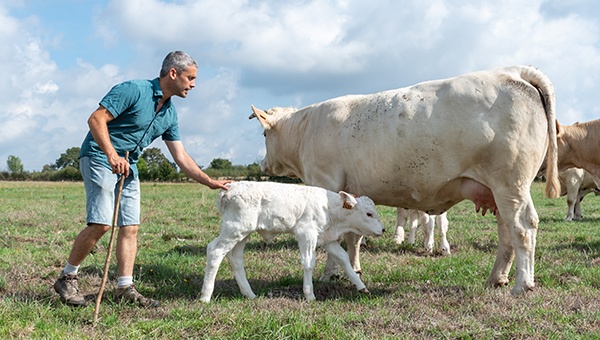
[393,208,450,255]
[199,181,385,302]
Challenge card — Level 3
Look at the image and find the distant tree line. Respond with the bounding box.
[1,147,300,183]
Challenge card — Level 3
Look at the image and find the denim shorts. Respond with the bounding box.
[80,156,140,227]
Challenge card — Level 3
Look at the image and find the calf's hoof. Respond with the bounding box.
[358,288,370,294]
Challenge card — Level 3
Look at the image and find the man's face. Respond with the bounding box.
[173,66,197,98]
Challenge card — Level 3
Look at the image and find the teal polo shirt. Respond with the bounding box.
[79,78,181,178]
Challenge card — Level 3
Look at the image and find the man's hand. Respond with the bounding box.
[208,179,234,190]
[108,154,130,177]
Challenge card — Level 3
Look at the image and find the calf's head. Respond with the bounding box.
[337,191,385,237]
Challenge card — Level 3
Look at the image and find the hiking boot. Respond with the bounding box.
[54,273,87,307]
[115,285,160,308]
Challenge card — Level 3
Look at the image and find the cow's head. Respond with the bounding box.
[249,105,300,177]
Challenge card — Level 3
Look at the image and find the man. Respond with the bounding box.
[54,51,232,307]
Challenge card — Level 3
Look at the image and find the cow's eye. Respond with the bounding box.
[263,131,266,137]
[367,212,373,217]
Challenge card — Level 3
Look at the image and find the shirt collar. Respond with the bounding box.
[151,77,163,99]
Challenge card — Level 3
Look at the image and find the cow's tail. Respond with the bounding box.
[519,66,560,198]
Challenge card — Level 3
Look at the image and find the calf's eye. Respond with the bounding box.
[367,212,373,217]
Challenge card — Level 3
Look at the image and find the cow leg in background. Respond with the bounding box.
[566,182,579,221]
[345,232,363,274]
[393,208,408,244]
[437,213,451,255]
[393,208,419,244]
[419,211,435,253]
[574,195,583,221]
[406,210,420,244]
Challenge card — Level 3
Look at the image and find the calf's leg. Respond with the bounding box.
[226,235,255,299]
[297,233,318,301]
[319,232,362,282]
[200,233,248,302]
[323,242,368,293]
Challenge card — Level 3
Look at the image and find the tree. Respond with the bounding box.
[141,147,170,168]
[209,158,232,170]
[7,155,24,174]
[54,147,81,170]
[246,162,265,180]
[137,157,149,180]
[158,160,176,181]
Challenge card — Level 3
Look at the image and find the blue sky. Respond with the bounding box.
[2,0,600,171]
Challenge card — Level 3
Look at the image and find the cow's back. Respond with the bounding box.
[296,66,552,211]
[217,181,329,231]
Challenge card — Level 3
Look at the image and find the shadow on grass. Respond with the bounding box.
[551,239,600,258]
[203,277,397,302]
[81,237,399,303]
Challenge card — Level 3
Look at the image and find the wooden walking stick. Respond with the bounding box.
[93,151,129,326]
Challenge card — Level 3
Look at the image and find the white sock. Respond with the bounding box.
[117,276,133,288]
[63,262,79,276]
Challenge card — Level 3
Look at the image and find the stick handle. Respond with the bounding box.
[93,151,129,326]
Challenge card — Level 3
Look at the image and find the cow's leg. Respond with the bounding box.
[407,210,419,244]
[420,211,435,253]
[509,198,538,295]
[566,187,577,221]
[345,232,363,274]
[488,193,538,295]
[486,212,514,289]
[200,234,246,302]
[297,232,318,301]
[437,212,451,255]
[226,235,255,299]
[393,208,408,244]
[574,192,585,221]
[323,242,367,292]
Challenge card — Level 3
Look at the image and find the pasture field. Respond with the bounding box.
[0,180,599,339]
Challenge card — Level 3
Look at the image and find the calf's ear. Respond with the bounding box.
[339,191,358,210]
[249,105,272,130]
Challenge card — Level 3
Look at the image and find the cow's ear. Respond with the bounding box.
[555,119,561,137]
[339,191,357,210]
[249,105,272,130]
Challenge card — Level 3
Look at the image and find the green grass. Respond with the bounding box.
[1,181,600,339]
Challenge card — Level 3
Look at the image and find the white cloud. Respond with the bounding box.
[3,0,600,171]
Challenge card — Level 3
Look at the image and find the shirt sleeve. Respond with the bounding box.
[162,120,181,141]
[99,81,141,118]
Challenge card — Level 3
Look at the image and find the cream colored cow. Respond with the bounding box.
[251,65,560,295]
